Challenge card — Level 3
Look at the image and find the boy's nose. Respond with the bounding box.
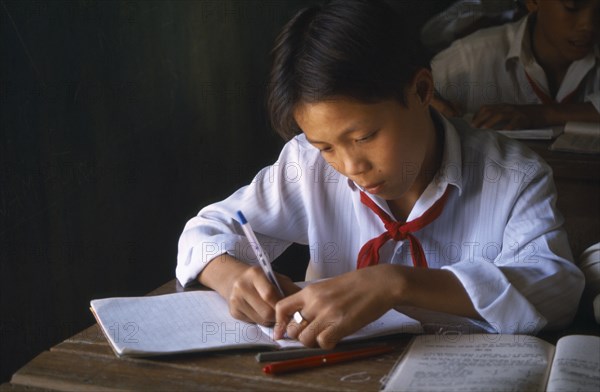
[340,152,370,177]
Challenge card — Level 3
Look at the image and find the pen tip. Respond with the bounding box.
[236,210,247,224]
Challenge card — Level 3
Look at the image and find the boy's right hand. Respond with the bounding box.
[226,265,300,326]
[197,254,300,326]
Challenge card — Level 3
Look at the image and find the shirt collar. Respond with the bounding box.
[505,16,528,63]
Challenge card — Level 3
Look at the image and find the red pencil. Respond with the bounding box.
[262,345,394,375]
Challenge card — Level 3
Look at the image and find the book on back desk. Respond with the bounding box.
[550,122,600,154]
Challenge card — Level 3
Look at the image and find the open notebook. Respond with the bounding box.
[90,290,423,357]
[381,333,600,392]
[550,121,600,154]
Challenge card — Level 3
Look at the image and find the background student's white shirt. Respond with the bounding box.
[176,115,584,335]
[431,15,600,114]
[420,0,519,53]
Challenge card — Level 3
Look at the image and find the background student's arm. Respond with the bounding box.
[274,264,480,349]
[431,90,463,118]
[471,102,600,130]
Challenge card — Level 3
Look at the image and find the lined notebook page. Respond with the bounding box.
[91,291,277,356]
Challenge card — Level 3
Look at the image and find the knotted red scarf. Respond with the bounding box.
[357,188,451,269]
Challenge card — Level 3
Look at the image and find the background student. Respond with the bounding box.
[421,0,526,54]
[431,0,600,130]
[177,0,583,349]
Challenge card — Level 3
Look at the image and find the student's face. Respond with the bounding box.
[527,0,600,62]
[294,73,437,202]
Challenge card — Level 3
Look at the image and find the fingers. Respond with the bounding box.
[471,104,532,130]
[286,311,311,342]
[229,282,276,325]
[228,266,287,326]
[274,291,347,349]
[504,115,525,131]
[299,315,346,349]
[314,321,346,349]
[288,312,347,349]
[274,293,304,340]
[472,106,507,129]
[273,267,400,349]
[229,295,274,325]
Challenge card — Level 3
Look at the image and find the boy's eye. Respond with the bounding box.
[356,130,378,143]
[320,146,333,153]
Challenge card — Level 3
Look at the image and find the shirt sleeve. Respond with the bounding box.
[443,158,584,334]
[176,138,310,287]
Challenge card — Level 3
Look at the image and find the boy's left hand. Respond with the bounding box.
[273,265,398,349]
[471,104,547,130]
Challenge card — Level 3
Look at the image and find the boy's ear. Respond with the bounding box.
[411,68,434,107]
[525,0,538,13]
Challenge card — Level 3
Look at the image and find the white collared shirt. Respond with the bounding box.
[176,115,584,334]
[431,15,600,113]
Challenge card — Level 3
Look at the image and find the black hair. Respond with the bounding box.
[267,0,430,140]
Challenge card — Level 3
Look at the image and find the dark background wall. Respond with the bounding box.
[0,0,450,381]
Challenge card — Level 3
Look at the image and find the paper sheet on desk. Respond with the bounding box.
[496,127,563,140]
[462,114,564,140]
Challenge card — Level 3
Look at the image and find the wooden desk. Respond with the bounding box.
[4,280,414,391]
[5,278,599,391]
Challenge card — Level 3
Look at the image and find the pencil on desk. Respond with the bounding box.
[262,345,394,375]
[256,342,386,362]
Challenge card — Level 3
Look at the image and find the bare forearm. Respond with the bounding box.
[472,102,600,129]
[391,265,482,320]
[197,254,249,299]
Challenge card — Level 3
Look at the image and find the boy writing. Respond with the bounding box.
[431,0,600,130]
[177,0,584,349]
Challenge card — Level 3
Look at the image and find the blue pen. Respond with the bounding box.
[236,210,285,297]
